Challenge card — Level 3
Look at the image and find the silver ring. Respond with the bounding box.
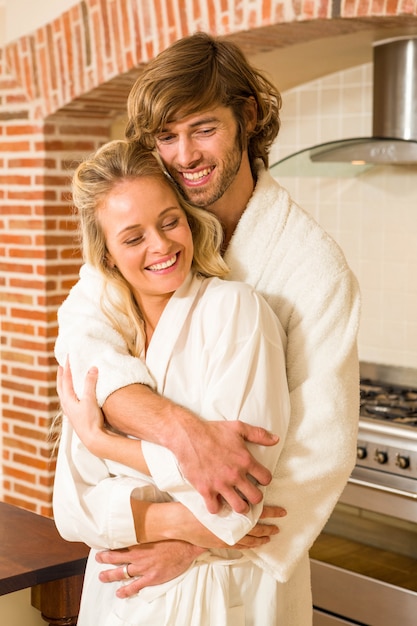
[122,563,133,579]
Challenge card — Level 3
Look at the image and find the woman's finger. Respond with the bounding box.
[247,522,279,538]
[80,366,99,401]
[59,359,99,407]
[61,358,77,402]
[233,535,271,548]
[259,505,286,519]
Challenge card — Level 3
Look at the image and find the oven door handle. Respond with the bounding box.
[348,476,417,500]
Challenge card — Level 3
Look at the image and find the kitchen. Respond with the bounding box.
[0,1,417,624]
[267,35,417,624]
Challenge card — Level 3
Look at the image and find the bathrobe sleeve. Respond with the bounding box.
[245,263,360,582]
[55,264,155,406]
[142,282,290,545]
[53,416,169,550]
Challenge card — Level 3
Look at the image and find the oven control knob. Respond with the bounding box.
[374,449,388,464]
[357,446,367,460]
[395,454,410,470]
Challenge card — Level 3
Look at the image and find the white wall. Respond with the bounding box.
[0,0,79,44]
[271,64,417,368]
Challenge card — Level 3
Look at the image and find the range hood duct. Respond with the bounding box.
[271,36,417,176]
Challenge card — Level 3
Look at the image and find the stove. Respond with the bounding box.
[310,363,417,626]
[357,363,417,491]
[311,362,417,626]
[325,361,417,525]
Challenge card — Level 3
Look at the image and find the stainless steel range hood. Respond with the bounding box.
[270,36,417,177]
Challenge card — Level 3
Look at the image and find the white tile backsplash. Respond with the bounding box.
[271,63,417,368]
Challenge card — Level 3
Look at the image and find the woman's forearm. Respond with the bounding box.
[130,498,281,549]
[131,498,192,543]
[131,498,223,546]
[87,430,149,475]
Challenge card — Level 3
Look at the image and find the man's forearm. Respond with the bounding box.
[103,383,199,452]
[103,383,277,514]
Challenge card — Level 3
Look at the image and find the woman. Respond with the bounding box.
[53,140,290,625]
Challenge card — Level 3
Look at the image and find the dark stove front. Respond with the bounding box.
[310,362,417,626]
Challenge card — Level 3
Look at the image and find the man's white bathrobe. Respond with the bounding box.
[54,166,361,625]
[54,273,291,625]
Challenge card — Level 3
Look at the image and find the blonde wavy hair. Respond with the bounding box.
[72,140,229,357]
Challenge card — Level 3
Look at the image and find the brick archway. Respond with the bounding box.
[1,0,417,515]
[3,1,417,119]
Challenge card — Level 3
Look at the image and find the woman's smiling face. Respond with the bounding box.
[99,176,194,312]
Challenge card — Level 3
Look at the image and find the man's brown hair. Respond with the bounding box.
[126,32,282,170]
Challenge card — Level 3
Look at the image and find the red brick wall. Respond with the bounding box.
[0,55,111,514]
[1,0,416,516]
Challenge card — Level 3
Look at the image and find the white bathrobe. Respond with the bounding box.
[54,166,361,624]
[54,273,291,625]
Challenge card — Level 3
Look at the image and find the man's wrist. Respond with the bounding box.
[104,385,201,453]
[157,401,200,455]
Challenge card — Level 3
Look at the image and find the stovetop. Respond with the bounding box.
[360,379,417,427]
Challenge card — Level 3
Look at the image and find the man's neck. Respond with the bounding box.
[210,156,257,249]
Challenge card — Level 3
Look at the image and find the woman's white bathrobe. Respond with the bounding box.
[54,166,361,625]
[54,273,291,625]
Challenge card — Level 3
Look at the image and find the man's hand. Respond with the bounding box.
[104,384,279,514]
[172,418,279,514]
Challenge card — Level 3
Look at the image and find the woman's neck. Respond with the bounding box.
[138,294,172,353]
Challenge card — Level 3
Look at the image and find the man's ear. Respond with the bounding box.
[245,96,258,133]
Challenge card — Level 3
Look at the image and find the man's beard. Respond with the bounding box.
[165,143,243,209]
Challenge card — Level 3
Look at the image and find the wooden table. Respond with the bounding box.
[0,501,89,625]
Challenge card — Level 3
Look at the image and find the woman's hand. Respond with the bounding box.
[232,505,285,548]
[96,541,205,598]
[176,503,285,549]
[95,505,286,599]
[57,361,149,472]
[57,360,107,453]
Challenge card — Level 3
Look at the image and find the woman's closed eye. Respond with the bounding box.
[162,218,179,230]
[125,233,145,246]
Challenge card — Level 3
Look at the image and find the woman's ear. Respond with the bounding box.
[104,253,116,270]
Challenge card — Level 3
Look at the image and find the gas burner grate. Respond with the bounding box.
[360,379,417,426]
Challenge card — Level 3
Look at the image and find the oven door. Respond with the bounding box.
[340,467,417,524]
[310,475,417,626]
[311,557,417,626]
[313,610,354,625]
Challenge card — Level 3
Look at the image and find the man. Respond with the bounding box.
[56,32,360,624]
